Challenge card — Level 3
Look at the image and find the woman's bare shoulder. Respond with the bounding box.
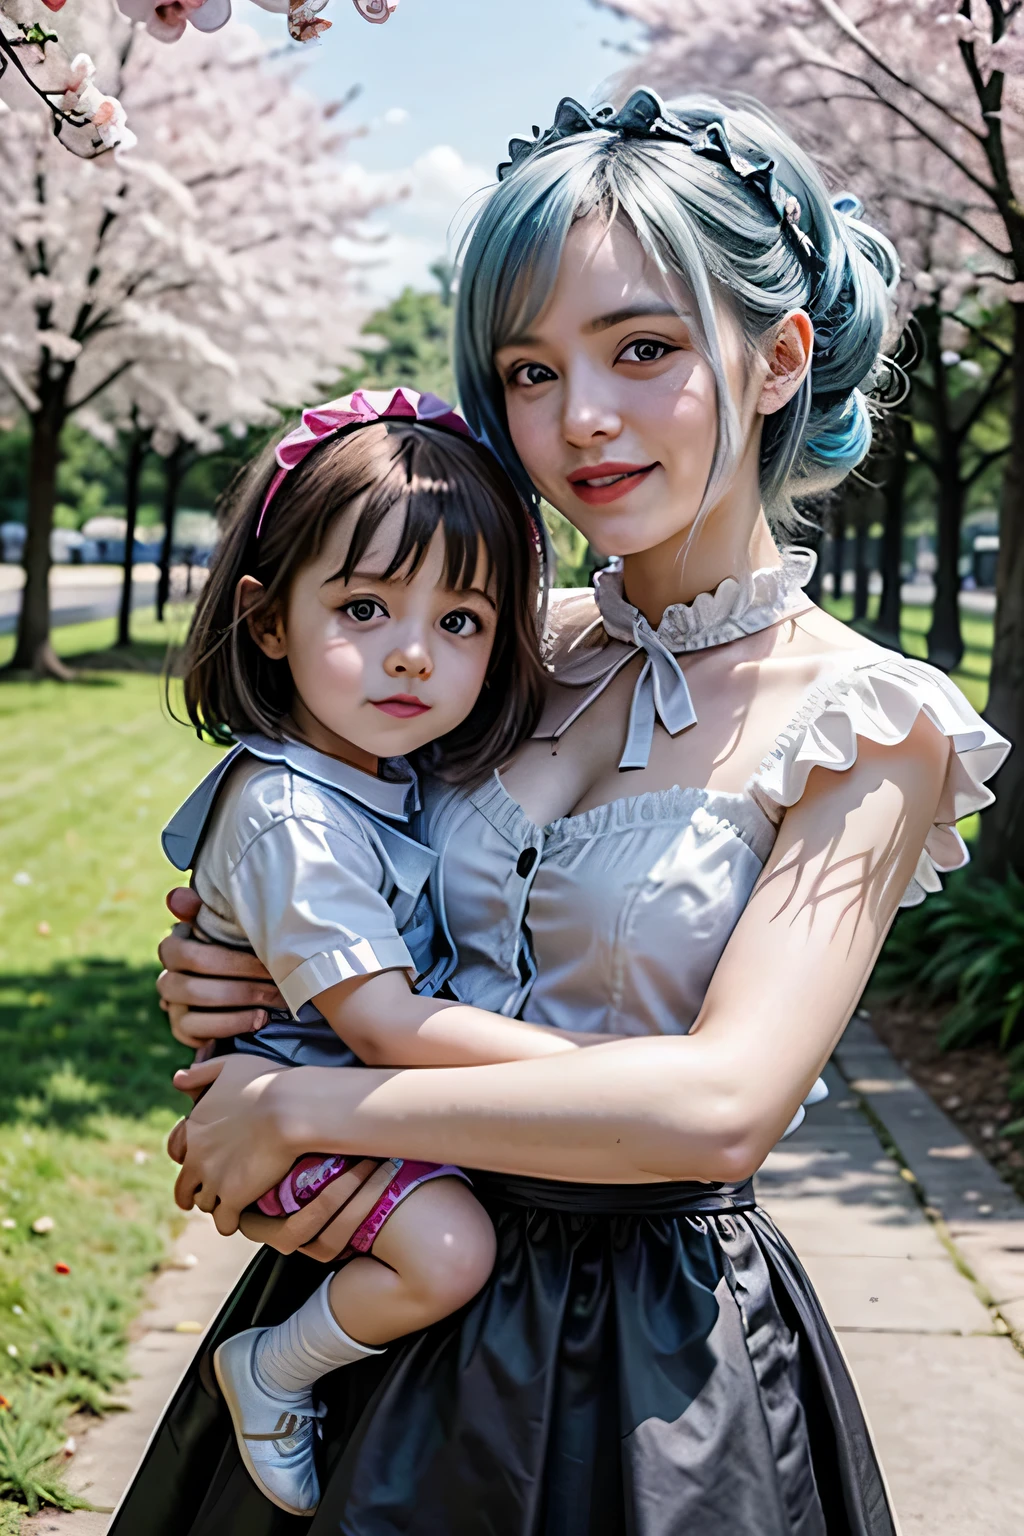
[778,602,885,662]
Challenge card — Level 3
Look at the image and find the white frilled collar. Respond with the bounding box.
[161,732,419,872]
[534,546,817,771]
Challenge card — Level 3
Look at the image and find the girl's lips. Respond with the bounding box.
[567,463,657,505]
[372,696,431,719]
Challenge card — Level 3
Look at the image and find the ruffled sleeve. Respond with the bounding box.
[749,648,1011,907]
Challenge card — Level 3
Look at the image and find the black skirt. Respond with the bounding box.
[109,1175,896,1535]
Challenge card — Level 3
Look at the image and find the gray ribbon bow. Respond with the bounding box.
[619,615,697,771]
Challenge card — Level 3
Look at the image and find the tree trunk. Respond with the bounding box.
[875,410,910,649]
[927,471,967,673]
[118,426,148,649]
[852,493,872,623]
[830,505,846,604]
[6,392,71,679]
[917,304,966,673]
[978,301,1024,882]
[156,441,186,623]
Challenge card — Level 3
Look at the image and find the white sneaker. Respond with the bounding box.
[214,1327,326,1516]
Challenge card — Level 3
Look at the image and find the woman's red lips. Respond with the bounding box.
[372,695,431,719]
[567,462,658,505]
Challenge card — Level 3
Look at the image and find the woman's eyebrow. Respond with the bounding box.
[586,302,682,332]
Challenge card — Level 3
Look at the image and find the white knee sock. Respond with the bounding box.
[252,1275,383,1401]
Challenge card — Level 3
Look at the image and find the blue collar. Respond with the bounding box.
[161,732,419,872]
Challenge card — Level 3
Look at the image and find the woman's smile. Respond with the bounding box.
[566,461,659,504]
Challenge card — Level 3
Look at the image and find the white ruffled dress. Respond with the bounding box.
[423,550,1009,1062]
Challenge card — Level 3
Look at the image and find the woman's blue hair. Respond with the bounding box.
[455,92,899,535]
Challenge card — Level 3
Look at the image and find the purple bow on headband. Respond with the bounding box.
[256,387,475,538]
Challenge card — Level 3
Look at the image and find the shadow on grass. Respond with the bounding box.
[0,960,192,1130]
[68,640,174,675]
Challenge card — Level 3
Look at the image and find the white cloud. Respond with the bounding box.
[382,106,410,127]
[341,143,493,299]
[408,144,491,215]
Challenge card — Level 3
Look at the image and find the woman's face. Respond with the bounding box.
[494,216,755,559]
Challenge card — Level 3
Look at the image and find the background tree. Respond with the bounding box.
[338,260,456,400]
[0,0,394,674]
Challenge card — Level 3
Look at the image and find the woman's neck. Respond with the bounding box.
[620,509,779,630]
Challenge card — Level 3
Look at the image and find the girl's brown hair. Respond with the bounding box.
[177,420,546,783]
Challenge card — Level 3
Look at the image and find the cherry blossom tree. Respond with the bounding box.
[0,0,399,675]
[600,0,1024,881]
[0,0,398,156]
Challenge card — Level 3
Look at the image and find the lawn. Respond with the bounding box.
[0,609,222,1520]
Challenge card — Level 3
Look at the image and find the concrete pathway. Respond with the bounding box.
[759,1018,1024,1535]
[25,1211,257,1535]
[26,1018,1024,1534]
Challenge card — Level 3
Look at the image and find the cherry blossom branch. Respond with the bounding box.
[812,0,984,138]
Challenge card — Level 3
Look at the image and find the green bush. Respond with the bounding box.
[874,870,1024,1050]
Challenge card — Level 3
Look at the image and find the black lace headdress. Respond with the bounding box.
[497,89,828,297]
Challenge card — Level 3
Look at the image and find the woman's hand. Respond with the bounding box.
[158,887,284,1049]
[172,1055,297,1231]
[238,1159,402,1261]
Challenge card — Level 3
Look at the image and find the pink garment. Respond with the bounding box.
[257,1153,468,1252]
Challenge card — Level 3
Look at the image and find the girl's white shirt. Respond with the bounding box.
[163,737,444,1031]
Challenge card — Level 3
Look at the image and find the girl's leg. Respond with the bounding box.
[326,1175,496,1346]
[215,1179,494,1515]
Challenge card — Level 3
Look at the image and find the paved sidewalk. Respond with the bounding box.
[759,1027,1024,1535]
[26,1021,1024,1534]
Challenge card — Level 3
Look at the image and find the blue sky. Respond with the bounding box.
[244,0,642,297]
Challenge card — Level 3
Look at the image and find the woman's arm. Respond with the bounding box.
[174,717,949,1234]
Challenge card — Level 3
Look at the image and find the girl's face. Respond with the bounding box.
[242,503,497,771]
[494,216,757,559]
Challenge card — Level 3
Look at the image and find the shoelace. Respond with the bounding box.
[244,1400,328,1450]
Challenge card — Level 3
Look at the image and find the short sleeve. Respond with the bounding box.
[227,812,413,1015]
[749,650,1011,907]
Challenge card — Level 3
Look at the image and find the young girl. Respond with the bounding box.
[163,387,597,1518]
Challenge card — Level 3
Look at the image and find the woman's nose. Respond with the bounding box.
[561,366,622,448]
[383,641,433,681]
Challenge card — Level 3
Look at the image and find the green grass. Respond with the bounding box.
[0,607,222,1515]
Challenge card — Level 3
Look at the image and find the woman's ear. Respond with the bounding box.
[757,310,814,417]
[236,575,287,660]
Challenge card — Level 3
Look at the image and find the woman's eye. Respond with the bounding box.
[341,598,387,623]
[507,361,557,388]
[438,609,481,637]
[617,339,675,365]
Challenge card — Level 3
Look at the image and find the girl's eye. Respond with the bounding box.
[438,609,481,637]
[507,361,557,388]
[341,598,388,623]
[617,339,676,365]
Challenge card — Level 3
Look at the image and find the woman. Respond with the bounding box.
[123,91,1008,1535]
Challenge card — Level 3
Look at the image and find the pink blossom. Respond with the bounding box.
[116,0,232,41]
[352,0,398,20]
[61,54,137,152]
[289,0,331,42]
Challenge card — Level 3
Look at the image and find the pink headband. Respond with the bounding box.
[255,387,476,539]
